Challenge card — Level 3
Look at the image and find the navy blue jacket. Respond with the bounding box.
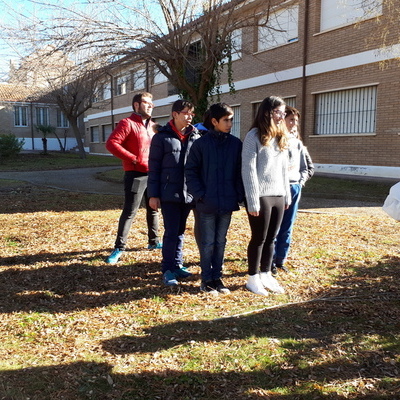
[147,121,200,204]
[185,130,244,214]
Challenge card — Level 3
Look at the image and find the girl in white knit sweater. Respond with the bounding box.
[241,96,291,296]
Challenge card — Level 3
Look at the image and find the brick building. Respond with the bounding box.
[84,0,400,178]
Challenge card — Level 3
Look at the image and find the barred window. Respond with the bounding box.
[36,107,49,125]
[231,105,241,138]
[315,86,377,135]
[14,106,28,127]
[57,110,69,128]
[90,126,100,143]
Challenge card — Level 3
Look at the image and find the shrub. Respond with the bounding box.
[0,133,25,158]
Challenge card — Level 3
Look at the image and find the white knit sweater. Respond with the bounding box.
[241,128,291,213]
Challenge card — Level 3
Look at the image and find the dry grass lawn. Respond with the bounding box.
[0,181,399,399]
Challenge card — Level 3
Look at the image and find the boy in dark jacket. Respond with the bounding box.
[185,103,244,294]
[148,100,200,286]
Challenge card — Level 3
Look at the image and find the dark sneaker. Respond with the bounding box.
[148,242,162,250]
[276,263,289,273]
[173,266,192,278]
[213,279,230,294]
[163,270,179,286]
[200,280,218,295]
[106,249,123,264]
[271,264,278,276]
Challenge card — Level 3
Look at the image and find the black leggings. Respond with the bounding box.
[246,196,285,275]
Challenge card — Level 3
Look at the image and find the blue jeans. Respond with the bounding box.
[274,184,302,264]
[160,202,192,273]
[115,171,159,250]
[199,212,232,282]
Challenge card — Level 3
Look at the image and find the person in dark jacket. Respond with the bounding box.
[148,99,200,286]
[185,103,244,294]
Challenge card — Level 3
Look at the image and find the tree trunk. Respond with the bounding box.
[42,137,48,155]
[69,118,86,159]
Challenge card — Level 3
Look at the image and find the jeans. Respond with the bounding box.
[247,196,285,275]
[160,202,192,273]
[274,184,302,264]
[114,171,159,250]
[198,212,232,282]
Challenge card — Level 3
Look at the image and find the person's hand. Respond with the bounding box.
[248,211,259,217]
[149,197,160,211]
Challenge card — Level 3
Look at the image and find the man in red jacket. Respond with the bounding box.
[105,92,161,264]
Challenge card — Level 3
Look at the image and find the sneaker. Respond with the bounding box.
[260,271,285,294]
[246,274,269,296]
[213,279,230,294]
[106,249,123,264]
[200,280,218,295]
[271,264,278,276]
[163,270,179,286]
[276,263,289,273]
[173,266,192,278]
[148,242,162,250]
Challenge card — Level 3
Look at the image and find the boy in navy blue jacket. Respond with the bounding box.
[185,103,244,294]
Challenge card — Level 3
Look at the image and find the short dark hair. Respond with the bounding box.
[285,105,301,118]
[132,92,152,108]
[171,99,194,113]
[209,103,233,123]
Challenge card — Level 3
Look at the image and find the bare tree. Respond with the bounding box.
[2,0,274,119]
[6,45,109,158]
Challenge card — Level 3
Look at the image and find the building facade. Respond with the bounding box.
[0,83,78,152]
[84,0,400,178]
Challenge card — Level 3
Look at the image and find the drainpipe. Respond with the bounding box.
[30,101,34,150]
[301,0,310,142]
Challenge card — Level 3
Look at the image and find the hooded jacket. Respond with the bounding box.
[147,121,200,204]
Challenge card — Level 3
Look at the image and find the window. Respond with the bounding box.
[103,83,112,100]
[321,0,383,31]
[102,124,113,142]
[14,106,28,127]
[231,106,241,138]
[225,29,242,62]
[314,86,377,135]
[90,126,100,142]
[131,67,146,91]
[284,97,296,108]
[153,62,168,85]
[36,107,49,125]
[57,110,69,128]
[114,75,128,96]
[258,5,299,51]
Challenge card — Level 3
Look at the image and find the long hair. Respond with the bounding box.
[251,96,288,150]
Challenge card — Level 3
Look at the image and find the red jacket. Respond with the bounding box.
[106,112,155,172]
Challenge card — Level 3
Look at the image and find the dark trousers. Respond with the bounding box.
[160,202,192,273]
[246,196,285,275]
[114,171,159,250]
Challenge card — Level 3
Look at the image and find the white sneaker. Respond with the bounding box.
[246,274,269,296]
[260,271,285,294]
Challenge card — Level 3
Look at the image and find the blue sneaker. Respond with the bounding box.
[148,242,162,250]
[163,270,178,286]
[173,266,192,278]
[106,249,123,264]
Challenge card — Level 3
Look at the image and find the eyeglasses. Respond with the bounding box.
[272,110,286,118]
[179,111,195,117]
[140,100,154,108]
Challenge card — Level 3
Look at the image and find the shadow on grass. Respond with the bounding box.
[0,257,399,399]
[0,359,398,400]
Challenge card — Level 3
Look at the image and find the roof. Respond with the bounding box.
[0,83,53,102]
